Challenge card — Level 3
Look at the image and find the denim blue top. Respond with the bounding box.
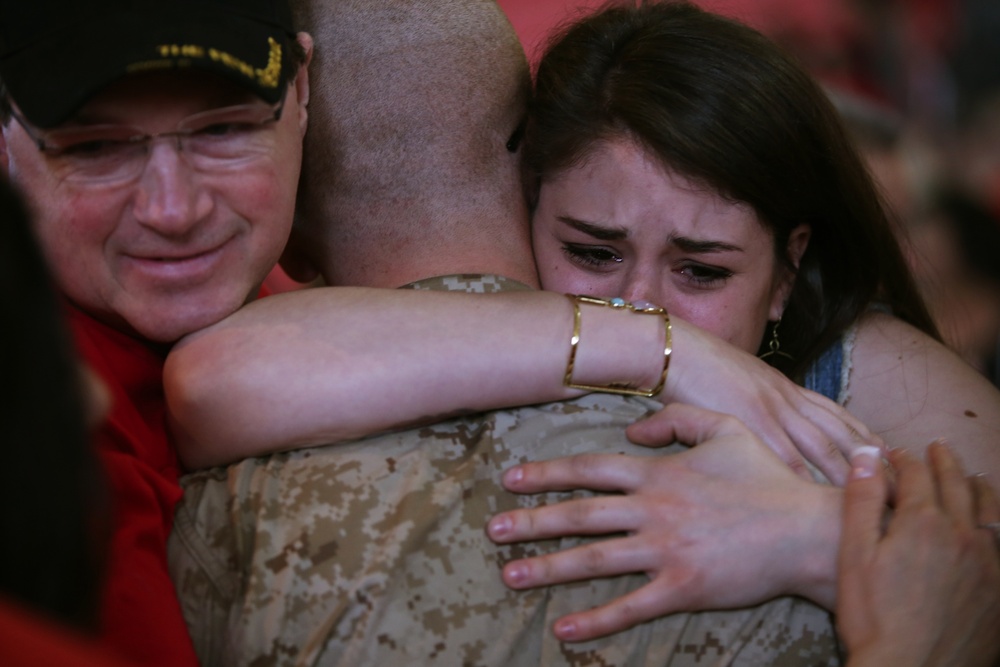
[802,337,846,402]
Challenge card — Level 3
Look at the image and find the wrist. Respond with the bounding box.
[657,315,708,403]
[563,294,671,396]
[785,485,843,609]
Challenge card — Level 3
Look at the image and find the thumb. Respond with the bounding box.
[839,446,888,573]
[626,403,750,449]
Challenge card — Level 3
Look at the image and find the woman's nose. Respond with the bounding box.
[620,271,667,309]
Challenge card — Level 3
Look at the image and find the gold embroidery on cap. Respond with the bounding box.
[157,44,205,59]
[256,38,282,88]
[140,37,283,88]
[207,47,256,79]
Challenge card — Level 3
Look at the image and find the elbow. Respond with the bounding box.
[164,337,252,469]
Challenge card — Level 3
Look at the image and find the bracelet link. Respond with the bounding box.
[563,294,672,397]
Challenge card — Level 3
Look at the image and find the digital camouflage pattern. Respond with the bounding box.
[168,275,842,667]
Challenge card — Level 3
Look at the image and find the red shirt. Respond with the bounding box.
[0,598,132,667]
[68,306,198,667]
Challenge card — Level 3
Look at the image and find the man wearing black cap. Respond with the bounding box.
[0,1,311,664]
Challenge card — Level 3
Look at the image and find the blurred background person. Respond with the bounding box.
[0,175,123,665]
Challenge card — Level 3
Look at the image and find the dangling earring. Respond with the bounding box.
[759,318,793,361]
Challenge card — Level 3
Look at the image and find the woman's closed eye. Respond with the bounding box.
[676,261,733,288]
[561,243,623,270]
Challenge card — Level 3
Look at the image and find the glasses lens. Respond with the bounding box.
[179,103,282,162]
[43,126,146,184]
[28,99,283,185]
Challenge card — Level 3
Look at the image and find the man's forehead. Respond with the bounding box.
[67,69,264,126]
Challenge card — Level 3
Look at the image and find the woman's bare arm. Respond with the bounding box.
[846,311,1000,479]
[166,287,881,473]
[166,288,665,468]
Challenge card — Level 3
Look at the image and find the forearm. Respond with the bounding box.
[166,288,667,468]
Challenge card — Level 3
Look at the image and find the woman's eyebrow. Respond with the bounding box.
[557,215,628,241]
[669,234,744,253]
[557,216,745,253]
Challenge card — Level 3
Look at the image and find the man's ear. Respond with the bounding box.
[278,226,321,285]
[293,32,313,137]
[769,223,811,320]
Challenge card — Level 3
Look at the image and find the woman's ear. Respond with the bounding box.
[770,223,812,320]
[786,223,811,270]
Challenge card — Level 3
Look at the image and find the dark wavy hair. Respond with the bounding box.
[0,176,108,631]
[524,1,938,379]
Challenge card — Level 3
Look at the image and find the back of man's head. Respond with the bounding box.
[286,0,537,288]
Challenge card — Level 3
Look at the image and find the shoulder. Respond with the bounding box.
[845,311,1000,474]
[848,310,938,372]
[847,310,972,412]
[847,310,985,399]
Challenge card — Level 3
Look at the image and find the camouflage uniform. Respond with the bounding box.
[169,275,842,667]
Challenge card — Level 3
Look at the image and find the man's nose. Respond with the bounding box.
[131,140,213,235]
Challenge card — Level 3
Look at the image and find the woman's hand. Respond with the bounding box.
[837,443,1000,667]
[486,404,843,641]
[656,317,882,485]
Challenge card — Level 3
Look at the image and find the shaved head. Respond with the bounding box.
[287,0,534,287]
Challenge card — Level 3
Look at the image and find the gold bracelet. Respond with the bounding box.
[563,294,671,397]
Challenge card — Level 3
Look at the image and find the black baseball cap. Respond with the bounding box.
[0,0,297,128]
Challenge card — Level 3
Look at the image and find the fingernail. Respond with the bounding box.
[504,466,524,486]
[554,619,577,640]
[929,437,951,451]
[488,515,511,538]
[505,563,527,585]
[849,445,881,479]
[850,445,882,460]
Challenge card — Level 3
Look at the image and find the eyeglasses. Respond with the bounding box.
[8,98,285,186]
